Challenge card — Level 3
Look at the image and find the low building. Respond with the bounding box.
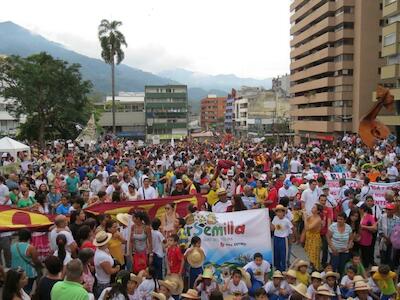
[0,97,25,136]
[145,85,188,142]
[95,92,145,139]
[200,95,226,131]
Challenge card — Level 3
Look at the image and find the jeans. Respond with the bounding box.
[94,282,110,299]
[330,252,350,276]
[152,253,163,280]
[0,236,11,268]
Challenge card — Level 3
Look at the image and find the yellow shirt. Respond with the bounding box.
[207,189,219,206]
[108,237,125,265]
[254,187,268,203]
[166,171,174,180]
[296,271,310,286]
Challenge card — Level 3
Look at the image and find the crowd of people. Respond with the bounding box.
[0,134,399,300]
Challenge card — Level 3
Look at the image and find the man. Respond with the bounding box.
[105,177,119,196]
[321,185,337,209]
[90,173,104,195]
[289,156,302,174]
[171,179,187,196]
[341,189,355,214]
[0,176,10,205]
[359,177,372,203]
[138,177,158,200]
[66,170,80,197]
[119,174,131,194]
[387,162,399,182]
[51,259,89,300]
[49,215,78,256]
[378,203,400,267]
[222,170,236,200]
[360,195,382,221]
[338,178,349,202]
[241,185,257,209]
[212,188,231,213]
[278,179,292,202]
[301,179,318,216]
[5,173,19,190]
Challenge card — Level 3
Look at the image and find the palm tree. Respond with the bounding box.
[98,19,127,134]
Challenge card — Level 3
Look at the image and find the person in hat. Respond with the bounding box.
[353,281,372,300]
[194,268,219,300]
[290,282,310,300]
[212,188,231,213]
[295,260,310,286]
[340,265,357,298]
[93,230,121,298]
[281,269,298,297]
[105,219,126,267]
[185,236,205,288]
[322,272,341,300]
[315,286,335,300]
[222,169,236,200]
[171,179,187,196]
[378,202,400,267]
[98,270,141,300]
[271,205,293,271]
[263,270,284,300]
[152,292,167,300]
[244,252,271,295]
[222,269,248,297]
[159,279,178,300]
[181,289,200,300]
[307,272,323,300]
[367,266,380,298]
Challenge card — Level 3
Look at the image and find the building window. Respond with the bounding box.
[385,0,396,6]
[388,14,400,24]
[383,33,396,46]
[387,54,400,65]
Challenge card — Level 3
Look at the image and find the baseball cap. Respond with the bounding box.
[227,170,234,176]
[386,203,396,210]
[176,179,183,184]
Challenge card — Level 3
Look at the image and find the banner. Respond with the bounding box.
[84,194,206,219]
[185,209,272,267]
[0,206,54,232]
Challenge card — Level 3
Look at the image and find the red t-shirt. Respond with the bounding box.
[81,240,97,251]
[320,207,333,235]
[167,245,183,274]
[266,188,278,209]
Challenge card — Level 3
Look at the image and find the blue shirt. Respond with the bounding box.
[56,204,71,215]
[241,195,257,209]
[76,166,87,181]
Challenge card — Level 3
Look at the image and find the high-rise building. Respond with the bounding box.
[376,0,400,138]
[290,0,384,143]
[200,95,227,131]
[144,85,188,142]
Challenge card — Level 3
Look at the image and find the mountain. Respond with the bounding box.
[159,68,272,92]
[0,21,176,93]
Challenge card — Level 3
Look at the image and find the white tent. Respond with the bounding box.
[0,137,30,159]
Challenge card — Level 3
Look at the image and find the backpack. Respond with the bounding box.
[390,223,400,249]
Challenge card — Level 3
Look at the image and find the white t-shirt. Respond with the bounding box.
[340,275,354,289]
[301,188,319,215]
[307,285,316,300]
[105,185,115,196]
[227,279,248,294]
[54,250,72,265]
[49,228,75,251]
[138,186,157,200]
[264,281,282,295]
[98,287,125,300]
[94,249,114,284]
[272,216,293,238]
[290,159,302,173]
[212,200,232,213]
[243,260,271,283]
[137,278,158,300]
[278,187,291,199]
[152,229,165,257]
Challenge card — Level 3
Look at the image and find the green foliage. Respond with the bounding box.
[0,52,93,147]
[98,19,127,66]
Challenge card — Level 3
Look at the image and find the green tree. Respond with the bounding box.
[0,52,93,148]
[98,19,127,134]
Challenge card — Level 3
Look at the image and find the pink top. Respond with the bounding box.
[359,214,376,246]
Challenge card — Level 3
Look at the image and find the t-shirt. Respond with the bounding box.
[54,250,72,265]
[373,271,396,295]
[301,188,319,216]
[359,214,376,246]
[328,223,352,252]
[0,184,10,205]
[272,216,293,238]
[138,186,157,200]
[340,275,354,288]
[66,176,80,193]
[344,262,366,277]
[167,245,183,274]
[98,287,125,300]
[244,260,271,283]
[36,276,61,300]
[212,200,232,213]
[56,204,71,215]
[94,248,114,284]
[227,279,248,294]
[263,281,281,295]
[51,280,89,300]
[196,281,218,300]
[49,228,75,252]
[137,278,158,300]
[152,229,165,257]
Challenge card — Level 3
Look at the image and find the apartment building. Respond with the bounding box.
[144,85,188,142]
[200,95,227,131]
[377,0,400,138]
[290,0,383,143]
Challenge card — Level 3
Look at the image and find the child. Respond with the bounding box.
[367,266,380,300]
[223,269,249,297]
[184,236,205,288]
[372,265,397,300]
[340,266,356,298]
[177,218,189,252]
[47,185,61,214]
[151,218,165,280]
[271,204,293,271]
[280,269,297,297]
[263,270,284,300]
[166,234,184,278]
[344,252,367,278]
[307,272,323,300]
[195,268,219,300]
[320,264,333,278]
[322,271,341,300]
[137,267,159,300]
[55,196,71,215]
[244,252,271,295]
[254,288,268,300]
[295,260,310,286]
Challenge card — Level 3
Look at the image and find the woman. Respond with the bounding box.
[94,230,121,298]
[105,219,126,267]
[79,224,97,250]
[304,204,323,270]
[346,208,361,253]
[160,203,179,237]
[326,212,353,275]
[2,268,30,300]
[11,229,42,295]
[358,204,377,268]
[79,248,95,294]
[34,256,62,300]
[130,211,153,274]
[17,189,35,208]
[35,183,48,201]
[54,234,72,276]
[30,195,51,263]
[98,270,141,300]
[227,195,247,212]
[254,180,268,205]
[69,210,86,241]
[126,184,139,201]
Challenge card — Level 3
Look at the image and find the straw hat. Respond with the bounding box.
[354,281,371,291]
[93,230,112,247]
[186,248,205,268]
[159,279,178,294]
[272,270,284,278]
[353,275,367,283]
[295,260,309,270]
[217,188,227,196]
[239,268,251,288]
[116,213,130,227]
[284,269,297,278]
[181,289,200,299]
[370,266,379,273]
[290,283,310,299]
[130,273,142,285]
[164,274,184,295]
[274,204,287,212]
[151,292,166,300]
[323,271,340,280]
[316,286,335,296]
[200,268,214,280]
[311,272,322,280]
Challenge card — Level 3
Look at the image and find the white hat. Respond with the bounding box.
[176,179,183,184]
[1,153,7,158]
[227,170,234,176]
[93,230,112,247]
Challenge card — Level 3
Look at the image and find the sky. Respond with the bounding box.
[0,0,291,79]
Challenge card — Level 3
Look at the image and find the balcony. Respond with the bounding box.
[290,76,353,94]
[381,64,400,79]
[146,102,187,109]
[383,0,399,18]
[382,22,400,57]
[290,61,353,82]
[150,123,187,130]
[290,106,352,117]
[290,91,353,105]
[293,120,352,132]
